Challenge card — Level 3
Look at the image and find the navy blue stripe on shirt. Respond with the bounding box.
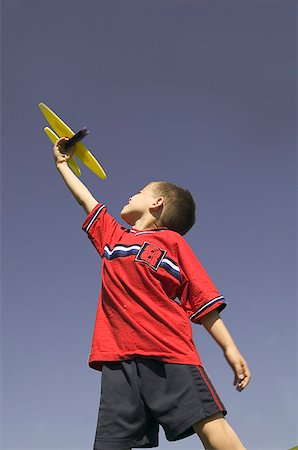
[83,204,106,233]
[103,244,181,281]
[160,258,181,281]
[189,296,226,321]
[103,244,140,260]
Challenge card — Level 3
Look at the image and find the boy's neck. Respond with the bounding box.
[132,215,160,231]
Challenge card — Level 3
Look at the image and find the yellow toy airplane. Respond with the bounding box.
[39,102,107,179]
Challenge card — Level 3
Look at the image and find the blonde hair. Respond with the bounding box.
[149,181,196,235]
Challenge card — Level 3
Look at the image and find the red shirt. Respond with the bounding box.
[82,203,226,371]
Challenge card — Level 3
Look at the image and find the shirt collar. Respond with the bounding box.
[130,226,168,233]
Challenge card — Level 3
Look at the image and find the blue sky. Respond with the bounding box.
[1,1,297,449]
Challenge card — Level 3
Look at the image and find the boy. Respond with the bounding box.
[53,138,251,450]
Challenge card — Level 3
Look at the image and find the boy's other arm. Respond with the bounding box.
[200,310,251,392]
[53,137,98,214]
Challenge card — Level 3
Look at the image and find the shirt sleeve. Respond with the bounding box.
[82,203,125,257]
[176,237,227,324]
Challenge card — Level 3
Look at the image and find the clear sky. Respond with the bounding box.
[1,1,297,449]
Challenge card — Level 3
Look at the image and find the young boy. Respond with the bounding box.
[53,138,251,450]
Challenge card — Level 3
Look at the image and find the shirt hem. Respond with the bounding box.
[88,353,202,371]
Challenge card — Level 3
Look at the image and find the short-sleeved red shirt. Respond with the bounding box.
[82,203,226,371]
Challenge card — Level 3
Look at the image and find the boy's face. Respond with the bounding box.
[120,183,160,226]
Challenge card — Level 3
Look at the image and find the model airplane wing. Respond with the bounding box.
[44,127,81,177]
[39,102,107,179]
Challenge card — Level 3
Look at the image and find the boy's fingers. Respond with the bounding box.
[237,378,249,391]
[56,137,68,146]
[235,363,251,391]
[234,362,244,381]
[55,137,72,155]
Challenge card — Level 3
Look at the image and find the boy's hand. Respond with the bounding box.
[200,310,251,392]
[53,137,75,167]
[223,347,251,392]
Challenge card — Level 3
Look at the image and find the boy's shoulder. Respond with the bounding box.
[148,227,189,250]
[160,229,196,258]
[163,227,188,241]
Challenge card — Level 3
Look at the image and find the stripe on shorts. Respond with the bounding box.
[196,366,225,412]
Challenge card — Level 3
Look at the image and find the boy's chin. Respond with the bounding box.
[120,210,134,226]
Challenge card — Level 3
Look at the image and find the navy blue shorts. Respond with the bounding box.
[94,358,227,449]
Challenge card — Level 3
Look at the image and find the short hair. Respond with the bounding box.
[149,181,196,235]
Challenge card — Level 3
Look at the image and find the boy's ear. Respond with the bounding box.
[150,196,164,210]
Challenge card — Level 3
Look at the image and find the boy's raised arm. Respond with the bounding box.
[200,310,251,392]
[53,137,99,214]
